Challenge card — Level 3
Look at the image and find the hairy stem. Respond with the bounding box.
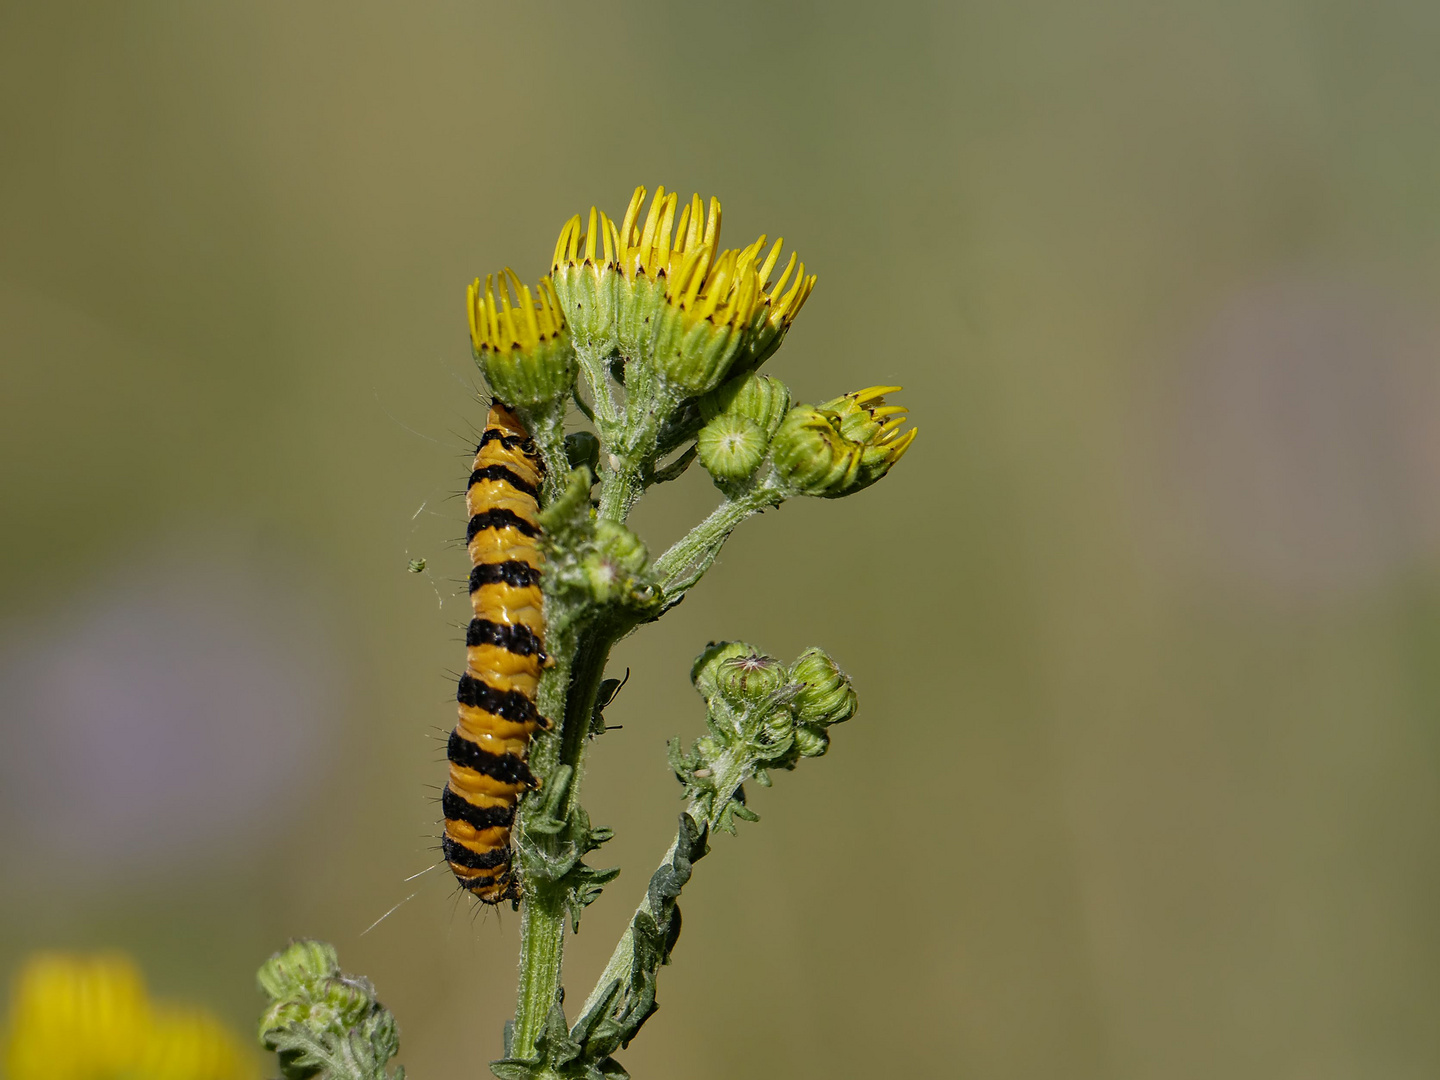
[512,890,567,1059]
[652,481,782,598]
[517,401,571,506]
[576,350,620,428]
[578,748,747,1020]
[510,491,647,1063]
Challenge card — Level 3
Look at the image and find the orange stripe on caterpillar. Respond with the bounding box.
[443,402,549,905]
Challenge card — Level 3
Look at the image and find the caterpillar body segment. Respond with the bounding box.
[445,402,549,904]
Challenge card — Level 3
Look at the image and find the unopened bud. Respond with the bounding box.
[691,641,754,702]
[257,939,397,1066]
[584,520,649,602]
[701,372,792,439]
[715,651,787,704]
[594,520,647,573]
[793,724,830,758]
[696,414,766,481]
[789,648,857,727]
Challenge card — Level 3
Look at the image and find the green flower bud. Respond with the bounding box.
[701,372,792,439]
[565,430,601,473]
[691,640,755,702]
[551,208,621,357]
[696,414,766,481]
[468,269,577,406]
[716,651,788,705]
[257,938,338,991]
[771,387,917,498]
[789,647,858,727]
[583,519,650,603]
[763,708,796,741]
[257,939,399,1073]
[793,724,830,758]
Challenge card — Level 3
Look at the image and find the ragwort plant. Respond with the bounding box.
[257,185,917,1080]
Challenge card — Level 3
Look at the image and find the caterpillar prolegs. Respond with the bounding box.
[442,402,549,904]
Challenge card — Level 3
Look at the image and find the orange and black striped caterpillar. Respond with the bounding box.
[442,402,550,904]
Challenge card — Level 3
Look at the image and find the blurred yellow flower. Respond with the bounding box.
[2,953,258,1080]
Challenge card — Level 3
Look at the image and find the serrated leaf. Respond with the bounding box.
[592,1056,630,1080]
[490,1058,539,1080]
[570,979,621,1045]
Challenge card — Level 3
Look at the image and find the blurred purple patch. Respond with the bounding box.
[0,544,341,885]
[1165,275,1440,594]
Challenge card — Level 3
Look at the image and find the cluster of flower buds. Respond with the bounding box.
[467,269,577,407]
[549,186,816,397]
[771,386,917,498]
[695,372,792,482]
[673,642,858,828]
[257,940,401,1080]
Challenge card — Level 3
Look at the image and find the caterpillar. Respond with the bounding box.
[442,401,549,904]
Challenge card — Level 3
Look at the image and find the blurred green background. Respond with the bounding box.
[3,2,1439,1077]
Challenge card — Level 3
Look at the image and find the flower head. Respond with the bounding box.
[551,208,622,356]
[3,953,258,1080]
[572,185,815,395]
[467,269,576,406]
[771,386,917,498]
[731,235,816,376]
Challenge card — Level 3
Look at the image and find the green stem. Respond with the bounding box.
[597,458,644,522]
[578,748,747,1020]
[577,350,620,428]
[512,891,566,1057]
[509,479,648,1065]
[509,625,575,1058]
[651,481,782,598]
[517,402,572,505]
[511,631,624,1060]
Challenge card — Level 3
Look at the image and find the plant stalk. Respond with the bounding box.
[509,411,649,1061]
[652,482,780,598]
[578,747,747,1020]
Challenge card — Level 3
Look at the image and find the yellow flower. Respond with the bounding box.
[551,185,818,394]
[467,270,566,356]
[466,269,576,406]
[3,953,258,1080]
